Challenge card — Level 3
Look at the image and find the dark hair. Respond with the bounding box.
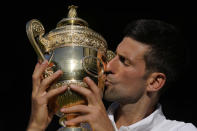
[123,19,187,94]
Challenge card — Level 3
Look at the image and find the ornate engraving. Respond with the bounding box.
[31,20,45,35]
[39,25,107,53]
[107,50,116,62]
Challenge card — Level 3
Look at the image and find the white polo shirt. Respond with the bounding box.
[107,102,197,131]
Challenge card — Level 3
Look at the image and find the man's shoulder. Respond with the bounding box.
[158,119,197,131]
[178,122,197,131]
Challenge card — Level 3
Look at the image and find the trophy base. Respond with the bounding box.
[57,127,85,131]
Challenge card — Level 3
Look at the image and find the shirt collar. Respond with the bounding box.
[107,102,165,131]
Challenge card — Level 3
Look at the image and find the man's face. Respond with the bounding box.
[104,37,149,104]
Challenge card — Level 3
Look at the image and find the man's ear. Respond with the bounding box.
[146,72,166,92]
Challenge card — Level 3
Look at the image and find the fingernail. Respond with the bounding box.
[84,77,90,82]
[62,86,67,90]
[87,77,90,80]
[42,60,48,65]
[60,108,65,112]
[69,84,76,88]
[55,70,63,75]
[38,59,42,64]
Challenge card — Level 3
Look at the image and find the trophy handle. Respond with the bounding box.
[26,19,46,61]
[82,56,104,78]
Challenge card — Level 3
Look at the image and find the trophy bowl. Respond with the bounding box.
[26,5,115,131]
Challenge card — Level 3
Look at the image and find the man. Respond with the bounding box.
[27,19,197,131]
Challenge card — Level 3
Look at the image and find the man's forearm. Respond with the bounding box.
[26,122,45,131]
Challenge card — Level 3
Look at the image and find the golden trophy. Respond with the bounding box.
[26,5,115,131]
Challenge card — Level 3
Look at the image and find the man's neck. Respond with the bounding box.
[114,98,156,129]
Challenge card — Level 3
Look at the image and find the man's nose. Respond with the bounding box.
[105,56,117,74]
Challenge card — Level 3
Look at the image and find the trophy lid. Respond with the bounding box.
[39,5,108,53]
[57,5,88,27]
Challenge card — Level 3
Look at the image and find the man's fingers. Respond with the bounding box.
[39,70,63,93]
[60,105,91,114]
[83,77,100,96]
[33,62,41,74]
[69,84,96,104]
[32,60,48,87]
[46,86,67,99]
[65,115,88,127]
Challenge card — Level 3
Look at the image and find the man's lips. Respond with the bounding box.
[105,79,113,86]
[105,74,116,85]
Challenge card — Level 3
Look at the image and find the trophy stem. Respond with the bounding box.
[57,127,84,131]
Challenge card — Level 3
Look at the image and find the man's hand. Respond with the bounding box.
[27,60,67,131]
[60,77,114,131]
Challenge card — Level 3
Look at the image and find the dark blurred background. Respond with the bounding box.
[1,0,196,130]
